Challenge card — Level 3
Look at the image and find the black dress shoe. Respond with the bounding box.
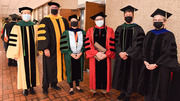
[8,59,12,66]
[76,88,84,92]
[117,93,125,100]
[69,91,74,95]
[30,87,35,95]
[51,85,61,90]
[43,89,48,95]
[23,89,28,96]
[8,62,12,66]
[12,62,17,66]
[123,96,130,101]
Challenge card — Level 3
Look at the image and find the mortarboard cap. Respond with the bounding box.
[120,5,138,12]
[48,2,60,8]
[151,8,172,19]
[19,7,33,13]
[68,14,80,21]
[9,14,19,20]
[90,12,107,20]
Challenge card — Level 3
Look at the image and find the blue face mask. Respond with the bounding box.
[22,14,31,21]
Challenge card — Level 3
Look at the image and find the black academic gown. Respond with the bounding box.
[138,29,179,101]
[3,21,16,51]
[94,27,108,89]
[168,70,180,101]
[38,15,69,88]
[112,23,145,93]
[2,22,16,51]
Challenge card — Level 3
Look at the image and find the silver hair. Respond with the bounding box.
[154,14,166,22]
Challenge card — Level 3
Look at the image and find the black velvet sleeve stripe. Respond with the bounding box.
[85,47,91,51]
[110,43,115,46]
[84,43,90,47]
[110,38,115,41]
[84,38,89,42]
[171,43,177,47]
[38,34,45,37]
[9,39,17,42]
[171,49,177,53]
[10,34,17,37]
[136,33,145,37]
[8,43,16,46]
[115,31,119,35]
[110,49,115,52]
[60,41,68,45]
[60,46,69,50]
[83,34,86,38]
[136,43,143,47]
[38,28,44,31]
[137,37,144,42]
[61,35,67,39]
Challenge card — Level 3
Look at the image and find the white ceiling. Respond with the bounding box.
[0,0,51,17]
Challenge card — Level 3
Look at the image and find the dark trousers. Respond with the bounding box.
[43,82,57,90]
[145,95,160,101]
[121,90,132,97]
[69,80,79,88]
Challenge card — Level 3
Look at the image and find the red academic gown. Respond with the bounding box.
[85,26,115,92]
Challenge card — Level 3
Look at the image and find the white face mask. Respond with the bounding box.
[22,14,31,22]
[95,20,104,27]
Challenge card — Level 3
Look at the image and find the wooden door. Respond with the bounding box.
[84,2,105,70]
[60,9,81,27]
[85,2,105,31]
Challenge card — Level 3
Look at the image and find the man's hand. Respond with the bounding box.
[147,64,158,70]
[100,53,107,60]
[144,61,150,69]
[75,52,82,59]
[119,52,128,60]
[96,52,103,59]
[71,54,77,59]
[44,49,50,57]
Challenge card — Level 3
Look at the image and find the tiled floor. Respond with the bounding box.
[0,40,144,101]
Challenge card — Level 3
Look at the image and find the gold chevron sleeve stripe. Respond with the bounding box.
[38,30,46,34]
[38,24,46,29]
[9,41,16,44]
[38,36,46,40]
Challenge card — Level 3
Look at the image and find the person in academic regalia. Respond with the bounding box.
[6,7,40,96]
[112,5,145,101]
[17,16,22,22]
[2,14,19,66]
[37,2,69,95]
[137,9,179,101]
[85,12,115,99]
[60,14,86,95]
[1,17,9,48]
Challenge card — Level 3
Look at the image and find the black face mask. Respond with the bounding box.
[153,22,163,29]
[125,16,133,23]
[51,9,58,15]
[71,21,78,27]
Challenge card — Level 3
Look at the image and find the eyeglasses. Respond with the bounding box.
[51,7,59,9]
[153,19,164,22]
[95,18,104,21]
